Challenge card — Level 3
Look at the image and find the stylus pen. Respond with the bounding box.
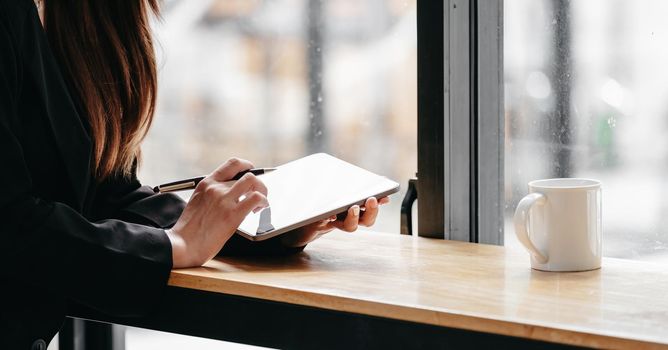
[153,168,277,193]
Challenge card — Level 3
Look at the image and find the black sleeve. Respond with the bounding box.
[218,233,306,257]
[0,17,172,317]
[90,168,308,257]
[93,174,304,257]
[91,164,186,229]
[91,174,305,257]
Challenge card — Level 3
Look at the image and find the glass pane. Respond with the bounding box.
[140,0,417,235]
[504,0,668,262]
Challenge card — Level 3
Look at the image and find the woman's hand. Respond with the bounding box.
[280,196,391,248]
[166,158,269,268]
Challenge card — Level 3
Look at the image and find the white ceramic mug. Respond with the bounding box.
[513,178,602,272]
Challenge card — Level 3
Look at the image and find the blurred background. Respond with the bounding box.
[139,0,417,236]
[130,1,416,348]
[94,0,668,348]
[504,0,668,263]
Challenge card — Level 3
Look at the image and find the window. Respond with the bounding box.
[140,0,417,234]
[133,1,417,347]
[504,0,668,262]
[413,0,504,243]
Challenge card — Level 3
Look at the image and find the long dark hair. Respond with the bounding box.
[43,0,159,180]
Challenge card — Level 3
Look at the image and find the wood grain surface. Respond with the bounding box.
[168,231,668,349]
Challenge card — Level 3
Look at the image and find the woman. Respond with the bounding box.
[0,0,388,348]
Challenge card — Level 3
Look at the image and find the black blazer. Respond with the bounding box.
[0,0,185,348]
[0,1,301,348]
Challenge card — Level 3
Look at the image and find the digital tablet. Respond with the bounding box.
[234,153,400,241]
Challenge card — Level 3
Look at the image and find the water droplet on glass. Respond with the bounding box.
[525,71,551,99]
[607,116,617,128]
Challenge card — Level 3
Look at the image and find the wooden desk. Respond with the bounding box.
[71,231,668,349]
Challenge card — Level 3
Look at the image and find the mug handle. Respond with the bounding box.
[513,193,548,264]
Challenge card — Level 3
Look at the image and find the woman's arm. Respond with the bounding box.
[91,163,186,229]
[217,232,307,257]
[218,196,389,256]
[0,17,171,317]
[92,165,308,258]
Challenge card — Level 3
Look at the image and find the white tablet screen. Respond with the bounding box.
[235,153,400,241]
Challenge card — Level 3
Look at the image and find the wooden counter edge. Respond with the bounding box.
[167,272,668,350]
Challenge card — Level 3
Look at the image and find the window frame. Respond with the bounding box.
[416,0,504,244]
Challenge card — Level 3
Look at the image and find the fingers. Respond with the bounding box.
[332,205,361,232]
[228,172,268,199]
[195,172,269,215]
[358,197,379,227]
[331,197,389,232]
[237,191,269,215]
[209,157,254,182]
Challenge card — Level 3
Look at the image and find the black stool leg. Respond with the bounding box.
[58,318,124,350]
